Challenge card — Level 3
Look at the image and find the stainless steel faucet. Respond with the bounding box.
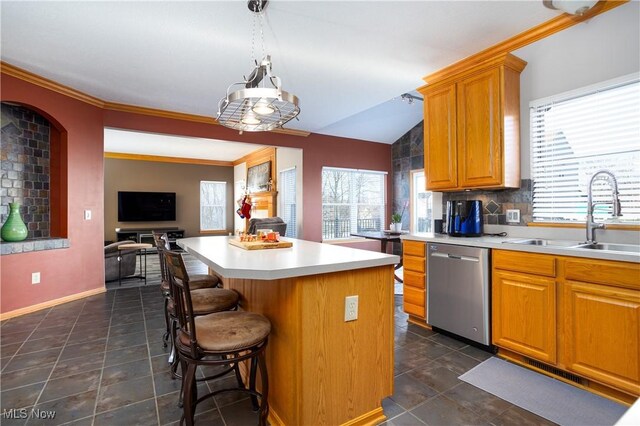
[585,170,622,244]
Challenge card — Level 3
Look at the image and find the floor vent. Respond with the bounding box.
[524,358,587,385]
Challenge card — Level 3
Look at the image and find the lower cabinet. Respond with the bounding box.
[492,249,640,401]
[492,270,556,364]
[563,280,640,396]
[402,240,427,323]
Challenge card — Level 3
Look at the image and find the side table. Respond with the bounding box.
[118,243,153,286]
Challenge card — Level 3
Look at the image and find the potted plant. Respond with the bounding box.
[390,213,403,232]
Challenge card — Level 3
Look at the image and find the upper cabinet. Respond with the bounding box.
[419,53,527,191]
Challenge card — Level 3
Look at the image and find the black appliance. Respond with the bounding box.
[117,191,176,222]
[445,200,483,237]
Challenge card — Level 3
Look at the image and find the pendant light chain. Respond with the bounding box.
[249,1,266,66]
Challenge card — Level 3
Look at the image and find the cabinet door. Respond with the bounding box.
[563,281,640,395]
[457,67,502,188]
[424,84,457,190]
[493,270,557,363]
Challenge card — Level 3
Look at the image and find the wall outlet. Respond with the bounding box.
[84,209,92,220]
[506,209,521,223]
[32,272,40,284]
[344,295,359,322]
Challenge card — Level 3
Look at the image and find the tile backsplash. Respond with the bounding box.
[441,179,533,226]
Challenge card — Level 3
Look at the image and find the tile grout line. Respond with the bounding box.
[0,307,53,374]
[89,289,118,426]
[140,286,163,426]
[25,301,89,424]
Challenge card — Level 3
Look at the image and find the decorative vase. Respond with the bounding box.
[391,222,402,233]
[1,203,28,242]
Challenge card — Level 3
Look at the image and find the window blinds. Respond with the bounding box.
[200,181,226,230]
[279,168,297,238]
[530,76,640,223]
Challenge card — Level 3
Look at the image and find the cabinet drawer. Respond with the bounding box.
[404,286,426,318]
[493,249,556,277]
[403,241,426,257]
[564,258,640,290]
[404,301,426,319]
[404,255,426,273]
[404,270,425,289]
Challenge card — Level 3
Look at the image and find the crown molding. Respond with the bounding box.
[1,62,105,107]
[1,62,309,138]
[421,0,628,84]
[104,152,234,167]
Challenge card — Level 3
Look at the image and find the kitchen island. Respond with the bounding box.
[178,236,399,426]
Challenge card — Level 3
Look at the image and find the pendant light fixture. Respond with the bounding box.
[217,0,300,133]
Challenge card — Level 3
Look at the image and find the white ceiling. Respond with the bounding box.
[1,1,560,145]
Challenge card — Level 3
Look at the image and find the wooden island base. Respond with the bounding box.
[224,265,394,426]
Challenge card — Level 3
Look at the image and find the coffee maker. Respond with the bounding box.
[444,200,483,237]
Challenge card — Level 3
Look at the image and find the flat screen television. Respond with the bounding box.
[118,191,176,222]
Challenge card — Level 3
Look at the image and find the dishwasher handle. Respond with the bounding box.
[431,252,479,262]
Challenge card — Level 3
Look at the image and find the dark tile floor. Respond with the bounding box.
[1,254,558,426]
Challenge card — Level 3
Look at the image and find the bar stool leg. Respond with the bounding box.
[181,362,198,426]
[258,350,269,426]
[249,357,259,411]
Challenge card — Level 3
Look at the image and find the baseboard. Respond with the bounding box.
[0,287,106,320]
[341,407,386,426]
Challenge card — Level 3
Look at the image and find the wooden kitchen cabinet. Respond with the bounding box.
[402,240,428,325]
[492,251,557,364]
[492,249,640,402]
[562,258,640,396]
[419,53,526,191]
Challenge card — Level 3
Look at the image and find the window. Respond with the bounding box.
[530,75,640,223]
[322,167,386,240]
[410,170,442,233]
[200,181,226,231]
[279,167,297,238]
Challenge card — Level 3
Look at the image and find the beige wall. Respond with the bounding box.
[104,158,234,241]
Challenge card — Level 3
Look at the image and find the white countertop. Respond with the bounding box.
[401,233,640,263]
[178,236,400,280]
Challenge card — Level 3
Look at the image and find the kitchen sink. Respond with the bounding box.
[570,243,640,253]
[504,239,549,246]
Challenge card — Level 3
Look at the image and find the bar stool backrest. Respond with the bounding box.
[152,232,171,283]
[163,250,199,358]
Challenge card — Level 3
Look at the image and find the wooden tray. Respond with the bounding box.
[229,239,293,250]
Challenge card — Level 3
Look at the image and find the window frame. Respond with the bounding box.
[409,169,442,233]
[321,166,387,241]
[279,166,297,238]
[199,180,227,233]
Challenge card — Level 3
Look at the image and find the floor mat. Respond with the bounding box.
[459,357,627,426]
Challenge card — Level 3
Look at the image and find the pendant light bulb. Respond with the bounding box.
[252,100,275,115]
[241,112,261,125]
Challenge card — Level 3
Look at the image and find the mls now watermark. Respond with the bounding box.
[2,408,56,420]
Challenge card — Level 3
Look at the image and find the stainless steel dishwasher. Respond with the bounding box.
[427,243,490,345]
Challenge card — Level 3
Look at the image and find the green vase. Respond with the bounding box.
[1,202,28,242]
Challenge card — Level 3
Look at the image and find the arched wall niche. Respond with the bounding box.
[0,101,68,239]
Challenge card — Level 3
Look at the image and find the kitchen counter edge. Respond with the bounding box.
[401,233,639,263]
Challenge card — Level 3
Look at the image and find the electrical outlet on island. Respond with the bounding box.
[344,295,359,322]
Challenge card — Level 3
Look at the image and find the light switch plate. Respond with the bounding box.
[506,209,520,223]
[84,209,92,220]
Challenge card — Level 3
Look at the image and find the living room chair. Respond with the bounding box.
[247,217,287,236]
[104,241,137,282]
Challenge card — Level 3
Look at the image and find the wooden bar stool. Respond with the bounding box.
[153,234,239,379]
[152,231,221,348]
[164,250,271,426]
